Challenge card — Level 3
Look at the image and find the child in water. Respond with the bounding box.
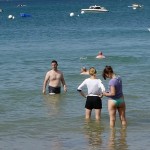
[80,67,89,75]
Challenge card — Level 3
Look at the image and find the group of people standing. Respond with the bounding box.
[42,60,127,128]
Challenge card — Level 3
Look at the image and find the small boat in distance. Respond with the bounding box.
[17,4,26,7]
[132,3,142,8]
[128,3,143,9]
[81,5,109,13]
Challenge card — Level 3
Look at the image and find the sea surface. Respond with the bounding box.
[0,0,150,149]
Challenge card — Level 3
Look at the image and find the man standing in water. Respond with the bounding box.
[42,60,67,94]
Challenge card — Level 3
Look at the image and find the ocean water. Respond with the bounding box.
[0,0,150,149]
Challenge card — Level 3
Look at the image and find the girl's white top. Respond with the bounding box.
[77,78,105,96]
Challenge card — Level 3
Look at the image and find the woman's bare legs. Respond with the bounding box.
[108,100,116,128]
[85,108,92,119]
[108,100,127,127]
[118,103,127,126]
[95,109,101,120]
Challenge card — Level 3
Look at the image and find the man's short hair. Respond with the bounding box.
[51,60,58,65]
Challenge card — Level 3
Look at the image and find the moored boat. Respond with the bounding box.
[81,5,109,13]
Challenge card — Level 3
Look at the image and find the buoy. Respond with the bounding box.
[70,12,75,17]
[8,15,15,19]
[81,11,85,14]
[8,15,13,19]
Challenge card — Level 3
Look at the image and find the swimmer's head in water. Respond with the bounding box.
[98,51,102,55]
[89,67,97,75]
[81,67,87,72]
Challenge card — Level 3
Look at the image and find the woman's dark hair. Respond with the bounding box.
[102,66,113,80]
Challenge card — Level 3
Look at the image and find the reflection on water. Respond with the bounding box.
[83,120,128,150]
[108,127,128,150]
[43,94,62,116]
[83,120,105,149]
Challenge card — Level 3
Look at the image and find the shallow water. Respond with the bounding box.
[0,0,150,149]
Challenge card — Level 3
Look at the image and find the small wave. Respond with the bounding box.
[80,57,87,60]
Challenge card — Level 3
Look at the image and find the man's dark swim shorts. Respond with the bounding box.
[48,86,61,94]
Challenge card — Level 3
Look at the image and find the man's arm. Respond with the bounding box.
[42,72,50,94]
[61,73,67,92]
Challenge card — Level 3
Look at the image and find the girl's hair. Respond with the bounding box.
[89,67,97,75]
[102,66,113,80]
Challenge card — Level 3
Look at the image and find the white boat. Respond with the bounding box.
[81,5,109,13]
[17,4,26,7]
[128,3,143,9]
[132,3,142,8]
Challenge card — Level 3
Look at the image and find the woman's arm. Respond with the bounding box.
[77,80,87,98]
[78,90,87,98]
[103,86,116,97]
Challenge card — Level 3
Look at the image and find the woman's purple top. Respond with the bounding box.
[108,76,123,99]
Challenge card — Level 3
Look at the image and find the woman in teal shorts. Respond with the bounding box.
[102,66,127,128]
